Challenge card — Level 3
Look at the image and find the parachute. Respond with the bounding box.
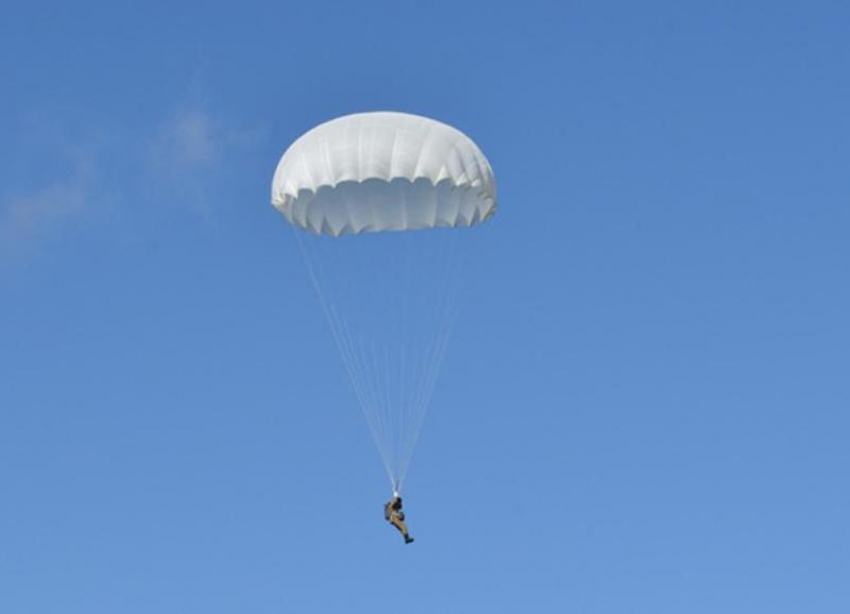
[272,112,497,493]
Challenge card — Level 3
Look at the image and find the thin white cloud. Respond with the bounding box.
[150,108,223,170]
[0,103,264,262]
[146,106,264,214]
[0,148,95,260]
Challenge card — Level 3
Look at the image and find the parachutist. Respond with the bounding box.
[384,494,414,544]
[274,114,498,528]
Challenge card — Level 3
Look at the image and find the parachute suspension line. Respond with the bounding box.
[293,229,396,486]
[381,342,398,474]
[366,338,392,473]
[340,319,395,483]
[392,234,463,492]
[394,257,462,493]
[293,226,466,494]
[396,318,455,491]
[397,343,407,491]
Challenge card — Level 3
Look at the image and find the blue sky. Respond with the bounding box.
[1,1,848,612]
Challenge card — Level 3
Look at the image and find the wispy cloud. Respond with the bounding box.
[146,106,264,213]
[150,108,224,170]
[0,146,95,259]
[1,102,265,262]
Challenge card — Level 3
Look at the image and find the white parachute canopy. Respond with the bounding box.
[272,112,496,235]
[272,112,497,492]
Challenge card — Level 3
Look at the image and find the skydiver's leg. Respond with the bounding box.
[391,518,412,542]
[391,518,406,534]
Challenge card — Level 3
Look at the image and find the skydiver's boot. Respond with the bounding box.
[405,535,414,544]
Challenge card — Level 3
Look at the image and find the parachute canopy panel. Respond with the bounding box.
[271,112,497,236]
